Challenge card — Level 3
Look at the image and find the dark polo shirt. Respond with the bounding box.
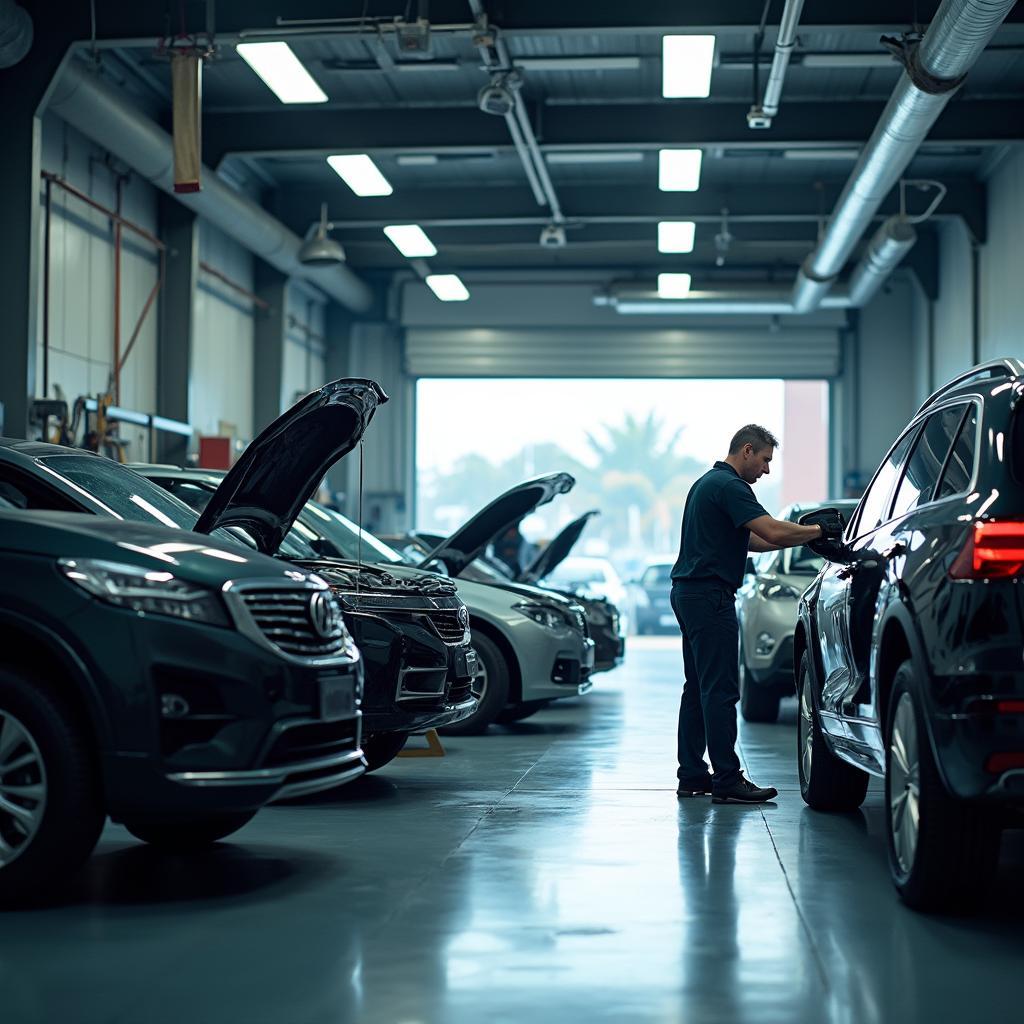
[671,461,769,591]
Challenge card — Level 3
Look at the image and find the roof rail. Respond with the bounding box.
[915,358,1024,416]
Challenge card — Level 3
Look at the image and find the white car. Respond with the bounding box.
[541,555,628,613]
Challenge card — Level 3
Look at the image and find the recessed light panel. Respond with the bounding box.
[425,274,470,301]
[658,149,702,192]
[657,221,696,253]
[662,36,715,98]
[383,225,438,258]
[327,155,393,197]
[657,273,692,298]
[236,42,327,104]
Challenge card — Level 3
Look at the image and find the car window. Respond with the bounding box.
[0,465,81,512]
[641,564,673,587]
[890,405,966,520]
[785,545,824,575]
[158,478,214,514]
[936,405,979,499]
[850,429,918,537]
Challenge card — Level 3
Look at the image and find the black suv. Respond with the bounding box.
[795,358,1024,911]
[0,508,363,900]
[0,379,477,774]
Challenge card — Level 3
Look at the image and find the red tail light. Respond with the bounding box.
[985,752,1024,774]
[949,520,1024,579]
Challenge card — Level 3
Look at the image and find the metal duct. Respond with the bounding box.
[0,0,31,68]
[846,217,917,307]
[49,60,372,312]
[598,285,853,315]
[749,0,805,127]
[791,0,1016,313]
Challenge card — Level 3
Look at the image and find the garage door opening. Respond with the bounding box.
[416,378,829,578]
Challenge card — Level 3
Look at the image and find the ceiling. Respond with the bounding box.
[85,0,1024,287]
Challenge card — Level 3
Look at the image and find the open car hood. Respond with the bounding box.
[518,510,599,584]
[194,378,388,554]
[419,472,575,577]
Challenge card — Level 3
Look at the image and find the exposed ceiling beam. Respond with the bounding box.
[31,0,1024,46]
[203,100,1023,166]
[268,179,987,243]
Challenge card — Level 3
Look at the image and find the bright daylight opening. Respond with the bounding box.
[416,378,829,580]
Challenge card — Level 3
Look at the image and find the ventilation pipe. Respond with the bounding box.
[748,0,805,128]
[791,0,1017,313]
[48,59,373,312]
[0,0,32,68]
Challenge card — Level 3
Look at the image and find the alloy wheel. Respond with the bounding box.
[889,692,921,875]
[0,710,48,867]
[470,658,489,701]
[799,676,814,784]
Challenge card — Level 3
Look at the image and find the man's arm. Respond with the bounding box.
[745,514,824,549]
[748,534,781,553]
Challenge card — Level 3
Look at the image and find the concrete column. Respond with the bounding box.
[0,37,70,437]
[253,260,288,431]
[157,195,198,463]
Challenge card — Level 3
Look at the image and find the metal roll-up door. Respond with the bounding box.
[405,328,840,379]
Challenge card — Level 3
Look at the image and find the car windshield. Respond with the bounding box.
[299,503,404,564]
[546,564,606,585]
[39,455,202,530]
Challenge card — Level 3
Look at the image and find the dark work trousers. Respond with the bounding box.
[671,581,742,786]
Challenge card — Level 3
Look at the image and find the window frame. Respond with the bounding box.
[933,401,980,502]
[846,422,923,541]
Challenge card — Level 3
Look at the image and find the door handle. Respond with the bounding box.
[882,542,906,560]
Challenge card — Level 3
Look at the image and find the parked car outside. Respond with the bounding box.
[630,559,677,634]
[0,508,363,901]
[0,379,477,774]
[795,358,1024,911]
[736,499,859,722]
[541,554,627,611]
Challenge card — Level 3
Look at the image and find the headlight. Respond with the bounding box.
[59,559,230,627]
[759,581,801,601]
[513,601,572,631]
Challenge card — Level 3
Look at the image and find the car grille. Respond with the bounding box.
[424,609,468,645]
[237,587,348,661]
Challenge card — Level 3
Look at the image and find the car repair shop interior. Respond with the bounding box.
[2,2,1024,1022]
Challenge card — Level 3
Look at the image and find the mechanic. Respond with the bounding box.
[670,424,843,804]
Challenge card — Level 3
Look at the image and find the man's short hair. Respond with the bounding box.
[728,424,779,454]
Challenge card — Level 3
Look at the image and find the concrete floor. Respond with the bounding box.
[4,636,1023,1024]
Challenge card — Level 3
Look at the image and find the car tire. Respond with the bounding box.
[361,731,409,772]
[439,631,509,736]
[797,653,869,811]
[0,668,105,904]
[885,660,1000,913]
[739,638,780,723]
[123,812,257,851]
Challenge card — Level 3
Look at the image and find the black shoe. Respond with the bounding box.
[676,778,713,798]
[711,775,778,804]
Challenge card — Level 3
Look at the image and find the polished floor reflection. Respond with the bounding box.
[4,637,1023,1023]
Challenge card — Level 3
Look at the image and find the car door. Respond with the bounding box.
[816,428,919,713]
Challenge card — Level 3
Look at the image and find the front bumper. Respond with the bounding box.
[63,604,367,820]
[343,608,479,737]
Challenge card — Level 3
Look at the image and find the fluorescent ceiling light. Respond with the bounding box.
[327,154,393,197]
[658,221,696,253]
[236,42,327,104]
[396,154,440,166]
[662,35,715,98]
[658,149,702,191]
[515,56,641,72]
[383,224,437,258]
[802,53,896,69]
[782,148,860,160]
[425,274,470,302]
[658,273,692,298]
[545,151,644,165]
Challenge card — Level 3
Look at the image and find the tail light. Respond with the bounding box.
[985,752,1024,774]
[949,520,1024,579]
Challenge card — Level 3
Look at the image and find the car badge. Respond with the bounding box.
[458,605,469,629]
[309,591,341,638]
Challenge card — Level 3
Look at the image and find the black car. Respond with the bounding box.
[0,379,477,774]
[630,560,676,634]
[795,358,1024,911]
[0,508,363,900]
